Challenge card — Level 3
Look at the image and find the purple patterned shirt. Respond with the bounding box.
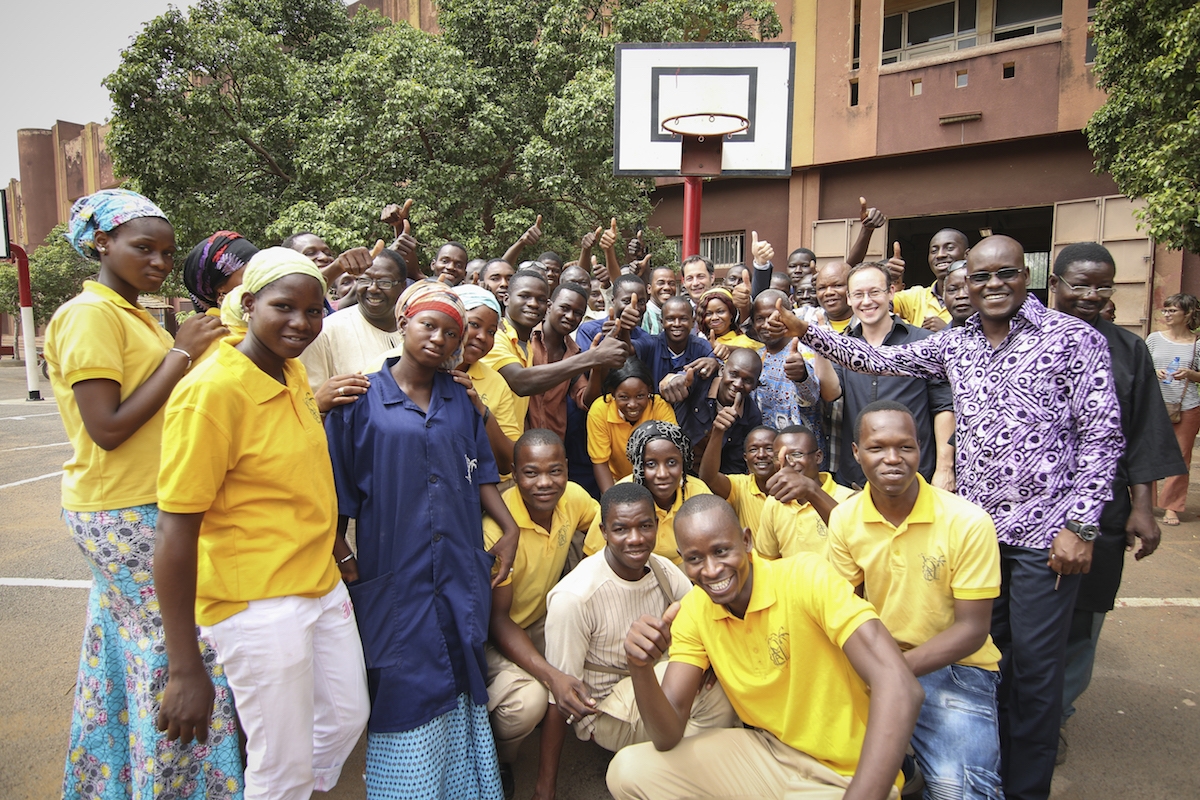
[802,295,1122,549]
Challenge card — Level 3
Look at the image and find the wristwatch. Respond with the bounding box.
[1065,520,1100,542]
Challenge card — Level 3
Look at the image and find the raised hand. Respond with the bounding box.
[600,217,619,251]
[380,198,414,237]
[390,219,418,266]
[660,366,695,404]
[768,297,808,339]
[314,373,371,414]
[783,339,808,383]
[581,227,601,250]
[859,196,886,230]
[521,214,544,247]
[329,246,374,279]
[713,392,742,433]
[886,242,905,288]
[594,335,632,369]
[765,466,822,505]
[625,602,680,669]
[731,268,752,315]
[627,229,647,261]
[751,230,774,266]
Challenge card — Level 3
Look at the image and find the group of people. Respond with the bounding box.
[47,187,1191,800]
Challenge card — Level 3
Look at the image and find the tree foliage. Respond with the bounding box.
[105,0,780,265]
[1087,0,1200,252]
[0,225,97,328]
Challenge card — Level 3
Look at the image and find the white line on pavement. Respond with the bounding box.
[0,471,63,490]
[1,441,70,452]
[0,411,61,421]
[1116,597,1200,608]
[0,578,91,589]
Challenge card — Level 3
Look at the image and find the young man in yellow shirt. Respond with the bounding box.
[827,400,1003,798]
[699,423,779,536]
[891,228,969,332]
[755,426,855,559]
[609,494,923,798]
[482,429,599,793]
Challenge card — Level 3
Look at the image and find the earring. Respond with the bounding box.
[98,247,107,254]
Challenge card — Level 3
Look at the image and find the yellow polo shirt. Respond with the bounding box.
[715,330,763,351]
[468,360,522,443]
[755,473,855,559]
[45,281,175,511]
[582,475,712,564]
[828,316,854,334]
[826,476,1001,671]
[158,341,341,626]
[481,321,530,429]
[586,396,677,482]
[892,283,950,328]
[725,473,768,535]
[483,482,599,629]
[671,553,898,786]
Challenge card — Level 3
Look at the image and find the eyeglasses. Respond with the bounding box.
[848,288,888,302]
[1060,282,1115,298]
[1160,308,1182,315]
[966,267,1023,285]
[356,277,399,290]
[783,450,820,467]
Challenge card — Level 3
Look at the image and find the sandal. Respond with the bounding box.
[1163,516,1181,526]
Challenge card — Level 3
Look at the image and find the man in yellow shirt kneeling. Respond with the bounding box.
[827,400,1003,798]
[608,495,923,799]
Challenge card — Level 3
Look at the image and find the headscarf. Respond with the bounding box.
[453,284,502,317]
[65,189,168,260]
[626,420,693,489]
[221,246,328,328]
[697,287,739,334]
[396,281,466,371]
[184,231,259,311]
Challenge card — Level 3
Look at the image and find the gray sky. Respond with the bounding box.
[0,1,354,188]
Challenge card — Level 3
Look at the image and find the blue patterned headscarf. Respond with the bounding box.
[65,189,169,260]
[453,284,502,317]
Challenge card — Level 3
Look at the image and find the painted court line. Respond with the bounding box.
[0,411,61,421]
[1,441,70,452]
[0,578,91,589]
[0,471,64,490]
[1116,597,1200,608]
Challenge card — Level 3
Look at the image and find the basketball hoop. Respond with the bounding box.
[660,113,750,177]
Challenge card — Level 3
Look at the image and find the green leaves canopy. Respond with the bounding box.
[104,0,781,266]
[1087,0,1200,252]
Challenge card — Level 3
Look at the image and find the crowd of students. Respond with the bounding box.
[48,187,1189,800]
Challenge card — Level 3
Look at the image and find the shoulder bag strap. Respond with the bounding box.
[581,558,677,678]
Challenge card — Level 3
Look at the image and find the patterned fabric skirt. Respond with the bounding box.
[61,505,244,800]
[365,693,503,800]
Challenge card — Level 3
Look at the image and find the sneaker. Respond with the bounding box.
[1055,727,1068,766]
[500,763,515,800]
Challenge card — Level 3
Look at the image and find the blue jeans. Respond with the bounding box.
[913,664,1004,800]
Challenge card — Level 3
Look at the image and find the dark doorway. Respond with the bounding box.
[888,206,1054,304]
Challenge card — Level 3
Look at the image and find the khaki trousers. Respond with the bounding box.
[485,616,548,763]
[607,727,899,800]
[592,661,741,752]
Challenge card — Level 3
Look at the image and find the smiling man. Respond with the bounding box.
[673,348,764,475]
[892,229,970,332]
[607,494,923,799]
[642,266,679,335]
[828,401,1003,799]
[430,241,470,286]
[538,483,737,800]
[772,235,1124,800]
[699,424,779,537]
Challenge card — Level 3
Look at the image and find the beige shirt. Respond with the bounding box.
[299,306,400,394]
[545,551,692,739]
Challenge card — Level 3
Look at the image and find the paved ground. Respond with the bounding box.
[1,362,1196,799]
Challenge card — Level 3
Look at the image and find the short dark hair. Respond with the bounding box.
[682,255,715,275]
[508,269,550,292]
[440,241,469,259]
[651,265,678,279]
[743,425,778,453]
[753,288,791,311]
[778,424,818,441]
[662,295,693,315]
[600,482,656,527]
[676,494,741,532]
[603,356,654,396]
[612,274,647,297]
[376,248,407,276]
[853,400,916,443]
[551,281,589,304]
[281,231,319,250]
[513,428,565,466]
[789,247,816,262]
[1053,242,1115,277]
[539,251,563,267]
[847,262,892,288]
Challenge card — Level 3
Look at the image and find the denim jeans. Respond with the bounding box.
[912,664,1004,800]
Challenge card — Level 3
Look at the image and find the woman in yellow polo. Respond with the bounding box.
[45,189,237,800]
[154,248,369,799]
[587,357,676,492]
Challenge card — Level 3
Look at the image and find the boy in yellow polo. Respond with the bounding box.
[482,429,599,790]
[827,400,1003,798]
[698,423,779,537]
[755,426,855,558]
[608,495,923,798]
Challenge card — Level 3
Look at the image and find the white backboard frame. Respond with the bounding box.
[614,42,796,178]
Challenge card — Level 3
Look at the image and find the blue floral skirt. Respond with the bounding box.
[61,505,243,799]
[365,693,503,800]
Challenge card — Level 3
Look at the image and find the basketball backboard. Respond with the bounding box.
[0,190,10,260]
[614,42,795,177]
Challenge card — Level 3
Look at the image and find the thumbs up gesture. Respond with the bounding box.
[380,198,414,236]
[859,196,886,230]
[713,392,743,433]
[886,241,906,289]
[731,267,752,316]
[660,365,696,404]
[521,214,543,247]
[600,217,620,251]
[625,602,681,669]
[751,230,774,267]
[783,338,809,383]
[627,228,647,261]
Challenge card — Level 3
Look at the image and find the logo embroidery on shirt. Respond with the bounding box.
[465,455,478,483]
[303,392,322,423]
[920,553,946,581]
[557,526,568,547]
[767,627,790,667]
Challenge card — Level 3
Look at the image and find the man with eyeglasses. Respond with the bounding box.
[300,248,406,396]
[823,263,955,493]
[754,425,855,559]
[768,234,1123,800]
[1048,243,1185,765]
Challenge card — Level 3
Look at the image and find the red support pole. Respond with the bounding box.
[10,245,42,401]
[682,176,702,259]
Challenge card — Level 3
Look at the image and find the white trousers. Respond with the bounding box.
[204,581,370,800]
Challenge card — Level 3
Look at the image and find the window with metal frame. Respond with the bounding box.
[882,0,977,64]
[667,231,746,271]
[993,0,1062,42]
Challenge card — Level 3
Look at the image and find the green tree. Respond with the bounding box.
[0,224,96,328]
[1086,0,1200,252]
[104,0,780,265]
